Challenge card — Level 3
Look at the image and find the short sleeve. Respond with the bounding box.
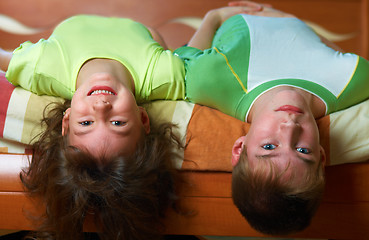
[174,46,204,61]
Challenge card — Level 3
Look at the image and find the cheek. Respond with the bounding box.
[67,132,79,146]
[247,119,277,138]
[70,100,90,115]
[302,130,320,148]
[118,96,138,109]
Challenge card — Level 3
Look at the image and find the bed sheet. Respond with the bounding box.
[1,71,369,170]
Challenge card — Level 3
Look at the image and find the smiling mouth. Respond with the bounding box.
[88,86,117,96]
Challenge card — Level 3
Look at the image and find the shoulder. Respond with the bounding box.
[54,15,149,34]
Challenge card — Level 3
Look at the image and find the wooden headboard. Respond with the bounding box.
[0,0,368,58]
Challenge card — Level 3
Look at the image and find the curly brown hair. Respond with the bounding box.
[20,100,182,240]
[232,147,325,235]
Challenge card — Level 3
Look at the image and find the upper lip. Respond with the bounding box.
[87,86,117,96]
[276,105,303,114]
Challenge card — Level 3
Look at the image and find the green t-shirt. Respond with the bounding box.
[175,14,369,121]
[6,15,185,102]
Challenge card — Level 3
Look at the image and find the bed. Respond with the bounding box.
[0,0,369,239]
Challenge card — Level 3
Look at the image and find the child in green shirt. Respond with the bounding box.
[174,1,369,236]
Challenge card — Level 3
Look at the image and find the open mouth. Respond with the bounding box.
[88,86,117,96]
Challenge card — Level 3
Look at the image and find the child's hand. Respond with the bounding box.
[228,1,295,18]
[250,7,296,18]
[206,4,263,29]
[228,1,273,9]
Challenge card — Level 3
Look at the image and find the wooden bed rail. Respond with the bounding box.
[1,154,369,239]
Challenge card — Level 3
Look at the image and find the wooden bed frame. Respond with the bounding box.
[1,0,369,239]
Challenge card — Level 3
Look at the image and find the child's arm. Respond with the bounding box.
[187,2,263,50]
[147,27,168,50]
[228,1,273,9]
[0,48,12,72]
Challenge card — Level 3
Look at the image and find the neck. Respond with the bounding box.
[247,86,326,122]
[76,58,135,92]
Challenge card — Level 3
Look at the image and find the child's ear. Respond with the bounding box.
[61,108,71,136]
[231,136,246,167]
[139,107,150,134]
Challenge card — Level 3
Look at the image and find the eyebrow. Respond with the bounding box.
[255,153,282,164]
[73,127,129,137]
[256,153,280,159]
[256,153,315,165]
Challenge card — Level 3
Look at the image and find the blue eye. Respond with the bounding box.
[296,147,310,154]
[80,121,93,126]
[111,121,126,126]
[262,144,276,150]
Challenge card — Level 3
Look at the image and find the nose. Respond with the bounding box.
[93,98,112,112]
[280,118,301,142]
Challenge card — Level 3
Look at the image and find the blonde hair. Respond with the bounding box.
[232,147,325,235]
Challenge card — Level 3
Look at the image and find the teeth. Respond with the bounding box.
[91,90,115,95]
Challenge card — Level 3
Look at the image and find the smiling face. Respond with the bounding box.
[232,87,326,186]
[62,68,150,160]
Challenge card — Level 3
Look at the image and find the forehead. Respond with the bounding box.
[68,126,143,158]
[246,153,319,186]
